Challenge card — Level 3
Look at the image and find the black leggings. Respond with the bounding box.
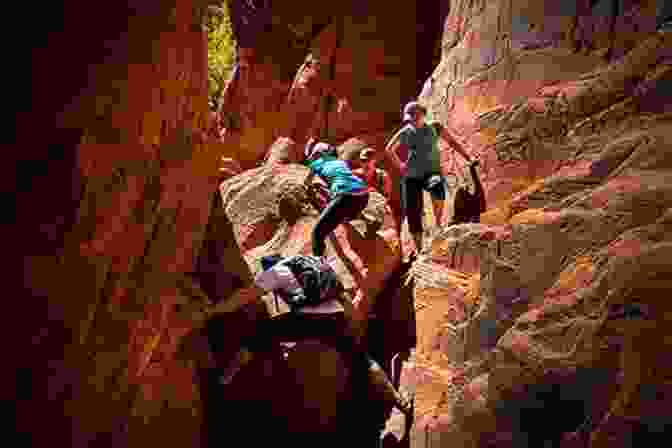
[401,174,446,235]
[312,192,370,257]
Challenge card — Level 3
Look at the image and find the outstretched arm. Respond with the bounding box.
[352,167,365,181]
[210,262,296,315]
[382,171,393,199]
[385,127,409,174]
[439,126,472,162]
[210,284,266,315]
[303,138,318,185]
[385,141,407,173]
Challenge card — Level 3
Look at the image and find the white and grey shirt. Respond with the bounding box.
[254,260,345,314]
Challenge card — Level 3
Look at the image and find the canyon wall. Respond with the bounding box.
[10,1,672,448]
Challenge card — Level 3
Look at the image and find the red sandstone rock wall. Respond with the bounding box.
[15,1,443,446]
[215,163,401,334]
[16,1,232,447]
[219,1,423,167]
[420,0,664,206]
[13,1,672,448]
[402,2,672,446]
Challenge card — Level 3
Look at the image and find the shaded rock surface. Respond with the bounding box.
[12,1,672,448]
[219,0,442,165]
[14,1,446,446]
[14,1,224,448]
[217,162,400,332]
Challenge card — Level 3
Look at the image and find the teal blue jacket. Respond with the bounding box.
[305,155,367,197]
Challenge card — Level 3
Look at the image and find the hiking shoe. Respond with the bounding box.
[397,388,415,417]
[219,368,240,385]
[401,399,415,443]
[219,349,253,385]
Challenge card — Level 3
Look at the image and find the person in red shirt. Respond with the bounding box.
[207,111,221,139]
[353,148,393,203]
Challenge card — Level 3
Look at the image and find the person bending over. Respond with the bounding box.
[303,138,370,259]
[219,254,413,420]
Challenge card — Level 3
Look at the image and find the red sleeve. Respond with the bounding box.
[397,143,409,164]
[383,171,393,198]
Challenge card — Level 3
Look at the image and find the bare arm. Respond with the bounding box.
[210,260,301,315]
[439,126,472,162]
[384,125,405,154]
[382,171,393,199]
[303,137,317,185]
[385,140,408,173]
[385,125,414,174]
[210,284,266,315]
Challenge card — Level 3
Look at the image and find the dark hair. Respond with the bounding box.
[321,146,338,159]
[260,254,283,271]
[414,104,428,114]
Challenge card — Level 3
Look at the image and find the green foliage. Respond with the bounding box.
[206,1,236,111]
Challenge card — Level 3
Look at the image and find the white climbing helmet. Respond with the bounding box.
[305,141,336,160]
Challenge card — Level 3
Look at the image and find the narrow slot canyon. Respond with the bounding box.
[12,1,672,448]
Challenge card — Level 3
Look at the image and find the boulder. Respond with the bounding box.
[217,162,401,330]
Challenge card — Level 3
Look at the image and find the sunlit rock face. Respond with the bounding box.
[396,1,672,447]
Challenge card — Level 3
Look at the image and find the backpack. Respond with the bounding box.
[452,163,486,224]
[276,255,341,310]
[452,187,476,223]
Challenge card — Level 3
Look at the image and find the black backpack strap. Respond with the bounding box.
[285,255,340,308]
[279,256,317,308]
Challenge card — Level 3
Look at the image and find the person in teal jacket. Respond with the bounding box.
[303,138,370,259]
